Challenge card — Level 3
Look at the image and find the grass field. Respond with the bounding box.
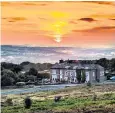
[1,84,115,113]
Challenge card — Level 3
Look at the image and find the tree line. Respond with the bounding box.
[1,58,115,86]
[1,62,51,86]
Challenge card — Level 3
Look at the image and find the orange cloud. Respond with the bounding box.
[90,14,115,19]
[9,17,26,21]
[110,19,115,20]
[1,2,11,6]
[2,17,27,22]
[83,1,115,6]
[72,26,115,33]
[69,20,77,24]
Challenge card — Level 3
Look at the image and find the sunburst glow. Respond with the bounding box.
[54,34,62,43]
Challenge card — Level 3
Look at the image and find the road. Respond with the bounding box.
[1,84,77,95]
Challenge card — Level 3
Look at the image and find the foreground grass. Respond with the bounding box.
[1,84,115,113]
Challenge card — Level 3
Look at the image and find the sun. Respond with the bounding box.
[54,34,62,43]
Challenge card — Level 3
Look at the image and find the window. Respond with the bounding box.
[93,71,95,77]
[100,71,104,76]
[52,69,56,74]
[86,71,89,82]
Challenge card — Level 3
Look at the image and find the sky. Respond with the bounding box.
[1,1,115,48]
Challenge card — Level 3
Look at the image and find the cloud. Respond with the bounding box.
[82,1,115,6]
[4,17,27,22]
[90,14,115,19]
[38,17,47,20]
[72,26,115,32]
[39,3,48,6]
[97,26,115,30]
[2,18,7,20]
[1,2,11,6]
[110,18,115,20]
[8,20,15,22]
[1,46,115,63]
[23,2,49,6]
[69,20,77,24]
[79,18,96,22]
[23,2,37,6]
[2,2,49,7]
[10,17,26,21]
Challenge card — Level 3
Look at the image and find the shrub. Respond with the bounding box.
[24,97,32,109]
[87,81,91,87]
[76,70,81,83]
[54,96,62,102]
[1,69,15,86]
[92,94,97,101]
[5,98,13,106]
[81,70,86,83]
[16,82,25,87]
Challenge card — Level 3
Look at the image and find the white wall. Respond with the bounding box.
[85,71,89,82]
[60,69,63,79]
[51,69,57,80]
[100,71,104,76]
[52,69,56,74]
[64,70,76,81]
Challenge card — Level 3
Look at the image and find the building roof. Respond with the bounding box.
[51,63,104,70]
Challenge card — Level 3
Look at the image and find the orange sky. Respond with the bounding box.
[1,1,115,48]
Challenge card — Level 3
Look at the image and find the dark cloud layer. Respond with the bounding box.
[79,18,96,22]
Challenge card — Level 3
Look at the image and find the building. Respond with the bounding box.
[51,60,105,83]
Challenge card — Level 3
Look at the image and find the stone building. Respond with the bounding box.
[51,60,105,83]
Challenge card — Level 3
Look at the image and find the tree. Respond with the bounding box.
[1,69,15,86]
[76,70,81,83]
[11,65,23,73]
[96,58,109,69]
[81,70,86,83]
[37,72,50,80]
[28,68,38,76]
[110,58,115,72]
[20,61,31,66]
[25,75,36,82]
[16,73,25,82]
[1,62,23,73]
[24,97,32,109]
[1,76,14,86]
[16,82,26,87]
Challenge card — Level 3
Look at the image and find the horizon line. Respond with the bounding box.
[1,44,115,49]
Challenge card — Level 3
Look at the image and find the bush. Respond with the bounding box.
[28,68,38,76]
[54,96,62,102]
[92,94,97,101]
[16,82,26,87]
[87,81,91,87]
[24,97,32,109]
[76,70,81,83]
[81,70,86,83]
[5,98,13,106]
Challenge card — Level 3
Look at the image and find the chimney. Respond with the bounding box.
[59,59,64,63]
